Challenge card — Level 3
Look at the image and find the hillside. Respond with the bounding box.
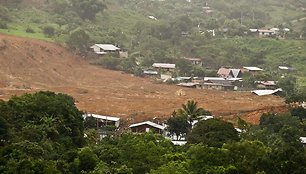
[0,34,285,124]
[1,1,305,79]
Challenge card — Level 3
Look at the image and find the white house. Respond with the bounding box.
[90,44,121,55]
[152,63,176,69]
[129,121,165,134]
[83,113,120,128]
[257,29,276,36]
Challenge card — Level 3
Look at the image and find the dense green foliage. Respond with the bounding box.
[0,93,306,173]
[0,91,85,173]
[188,119,240,147]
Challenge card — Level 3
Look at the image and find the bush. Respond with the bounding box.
[25,27,35,33]
[66,29,90,54]
[101,56,121,70]
[0,21,8,29]
[0,6,10,22]
[43,25,55,37]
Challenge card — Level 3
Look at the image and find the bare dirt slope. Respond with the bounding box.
[0,34,286,124]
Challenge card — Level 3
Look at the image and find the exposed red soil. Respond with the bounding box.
[0,34,287,124]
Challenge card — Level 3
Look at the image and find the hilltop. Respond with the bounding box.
[0,34,285,124]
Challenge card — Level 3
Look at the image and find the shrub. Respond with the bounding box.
[66,29,90,54]
[25,27,35,33]
[43,25,55,37]
[0,21,8,29]
[100,56,120,70]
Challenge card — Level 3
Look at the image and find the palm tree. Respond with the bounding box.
[177,100,211,126]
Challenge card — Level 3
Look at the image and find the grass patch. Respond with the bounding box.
[0,23,53,42]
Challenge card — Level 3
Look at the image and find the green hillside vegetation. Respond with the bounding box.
[0,0,306,86]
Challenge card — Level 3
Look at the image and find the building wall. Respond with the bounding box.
[119,51,128,58]
[131,124,163,134]
[202,85,223,90]
[93,46,101,52]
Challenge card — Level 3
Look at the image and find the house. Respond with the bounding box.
[217,68,232,78]
[143,70,159,76]
[205,80,234,90]
[91,44,128,58]
[184,57,203,66]
[83,113,120,128]
[91,44,120,54]
[255,81,277,89]
[152,63,175,70]
[257,29,276,36]
[242,66,263,73]
[129,121,165,134]
[160,74,172,80]
[217,68,242,78]
[152,63,176,80]
[201,77,236,90]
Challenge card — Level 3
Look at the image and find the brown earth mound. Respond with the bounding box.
[0,34,287,124]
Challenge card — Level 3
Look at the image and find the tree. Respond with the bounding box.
[0,115,9,145]
[0,91,85,173]
[285,88,306,104]
[166,112,190,140]
[277,76,296,97]
[187,144,237,174]
[177,100,211,126]
[291,107,306,120]
[66,29,90,54]
[223,140,270,173]
[257,113,306,174]
[43,25,56,37]
[175,58,193,76]
[116,133,173,174]
[187,119,239,147]
[71,0,107,20]
[150,161,191,174]
[77,147,98,172]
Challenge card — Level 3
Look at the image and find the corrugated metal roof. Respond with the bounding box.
[91,44,120,51]
[217,68,231,77]
[129,121,165,130]
[252,88,282,96]
[230,69,241,78]
[152,63,176,69]
[84,113,120,122]
[243,66,263,71]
